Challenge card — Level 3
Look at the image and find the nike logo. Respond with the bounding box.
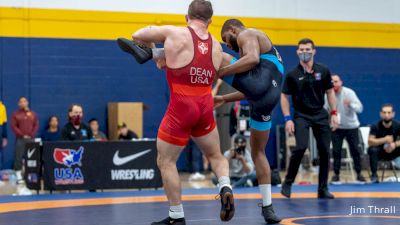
[113,149,152,166]
[299,77,304,80]
[27,148,36,159]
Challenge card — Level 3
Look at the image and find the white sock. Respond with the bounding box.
[169,204,184,219]
[259,184,272,206]
[218,176,232,192]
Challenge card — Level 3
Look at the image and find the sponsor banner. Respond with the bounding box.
[42,141,161,190]
[23,142,42,190]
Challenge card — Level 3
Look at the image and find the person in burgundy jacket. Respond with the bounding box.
[11,97,39,174]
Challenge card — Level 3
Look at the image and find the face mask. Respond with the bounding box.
[333,86,340,93]
[229,35,240,52]
[383,118,393,124]
[298,52,313,62]
[71,115,82,126]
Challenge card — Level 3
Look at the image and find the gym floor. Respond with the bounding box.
[0,177,399,225]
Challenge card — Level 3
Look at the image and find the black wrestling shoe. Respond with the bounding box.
[318,189,335,199]
[117,38,152,64]
[151,217,186,225]
[261,204,282,224]
[218,186,235,221]
[280,182,291,198]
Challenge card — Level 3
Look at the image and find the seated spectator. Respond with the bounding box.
[118,122,138,140]
[368,103,400,183]
[89,118,107,141]
[213,134,256,187]
[60,104,93,141]
[41,115,61,141]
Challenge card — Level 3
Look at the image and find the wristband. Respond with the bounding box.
[330,110,337,116]
[284,115,292,122]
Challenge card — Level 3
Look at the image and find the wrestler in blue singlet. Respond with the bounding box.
[223,47,284,131]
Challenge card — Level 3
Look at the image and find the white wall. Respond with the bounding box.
[0,0,399,24]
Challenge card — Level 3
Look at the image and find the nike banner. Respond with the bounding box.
[23,142,42,191]
[42,141,162,190]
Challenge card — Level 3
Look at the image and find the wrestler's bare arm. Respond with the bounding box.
[213,52,235,79]
[214,52,246,103]
[221,53,234,69]
[132,25,174,47]
[218,31,260,77]
[133,25,180,69]
[211,37,224,72]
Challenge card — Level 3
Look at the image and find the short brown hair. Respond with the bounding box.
[298,38,315,49]
[188,0,213,22]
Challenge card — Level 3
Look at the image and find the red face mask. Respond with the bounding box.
[333,86,340,93]
[71,115,82,126]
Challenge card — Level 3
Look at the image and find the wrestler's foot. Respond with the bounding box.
[261,204,282,224]
[151,217,186,225]
[280,182,291,198]
[116,38,152,64]
[219,186,235,221]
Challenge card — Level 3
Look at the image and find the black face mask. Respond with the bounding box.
[229,35,240,52]
[383,118,393,124]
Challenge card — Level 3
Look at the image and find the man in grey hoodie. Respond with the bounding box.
[324,74,366,183]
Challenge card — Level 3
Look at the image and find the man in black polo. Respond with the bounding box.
[280,38,338,199]
[60,104,93,141]
[368,103,400,183]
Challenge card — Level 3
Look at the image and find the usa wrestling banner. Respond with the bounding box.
[42,141,162,190]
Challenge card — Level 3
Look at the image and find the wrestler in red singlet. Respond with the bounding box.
[158,26,216,146]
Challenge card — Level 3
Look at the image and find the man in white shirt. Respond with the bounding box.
[324,74,366,183]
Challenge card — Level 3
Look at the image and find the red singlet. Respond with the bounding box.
[158,26,217,146]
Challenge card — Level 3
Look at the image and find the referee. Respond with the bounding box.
[280,38,338,199]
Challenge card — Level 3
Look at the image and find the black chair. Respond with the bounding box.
[380,160,399,182]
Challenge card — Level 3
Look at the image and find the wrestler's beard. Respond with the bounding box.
[229,35,240,52]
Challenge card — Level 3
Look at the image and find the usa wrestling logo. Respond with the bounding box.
[53,147,85,185]
[198,41,208,55]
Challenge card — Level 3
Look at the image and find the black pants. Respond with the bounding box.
[332,128,362,175]
[368,146,400,175]
[14,138,32,171]
[284,111,331,190]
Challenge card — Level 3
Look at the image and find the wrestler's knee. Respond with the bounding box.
[157,154,175,170]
